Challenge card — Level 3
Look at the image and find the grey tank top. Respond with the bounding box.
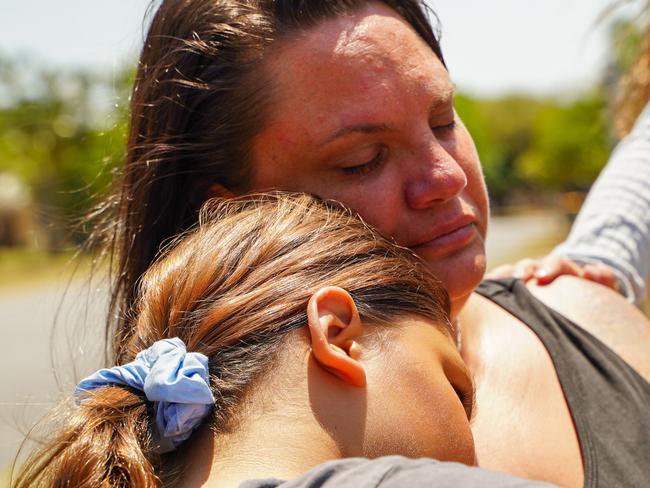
[240,456,555,487]
[476,279,650,487]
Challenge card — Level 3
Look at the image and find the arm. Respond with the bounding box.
[488,102,650,302]
[528,276,650,383]
[552,102,650,304]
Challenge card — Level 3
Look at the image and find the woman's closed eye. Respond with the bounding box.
[431,119,456,136]
[340,145,388,176]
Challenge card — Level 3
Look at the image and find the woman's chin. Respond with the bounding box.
[420,240,487,309]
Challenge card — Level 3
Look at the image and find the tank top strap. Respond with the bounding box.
[476,278,590,347]
[475,278,650,487]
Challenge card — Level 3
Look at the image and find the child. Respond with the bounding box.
[14,194,552,487]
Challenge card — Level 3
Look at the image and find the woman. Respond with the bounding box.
[98,1,650,486]
[14,194,553,487]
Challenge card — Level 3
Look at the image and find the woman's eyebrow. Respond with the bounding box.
[322,123,390,145]
[320,84,456,145]
[430,83,456,113]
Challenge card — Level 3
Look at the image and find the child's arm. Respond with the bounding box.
[551,102,650,304]
[487,102,650,304]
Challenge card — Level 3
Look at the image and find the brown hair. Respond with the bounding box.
[17,193,449,487]
[97,0,445,362]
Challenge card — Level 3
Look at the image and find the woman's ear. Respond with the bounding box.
[307,286,367,387]
[206,183,236,199]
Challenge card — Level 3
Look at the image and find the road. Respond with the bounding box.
[0,211,568,477]
[486,211,568,268]
[0,276,108,480]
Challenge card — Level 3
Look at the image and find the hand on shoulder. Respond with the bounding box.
[526,275,650,383]
[486,256,619,292]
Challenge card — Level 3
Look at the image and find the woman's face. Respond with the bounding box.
[363,316,475,463]
[249,2,489,307]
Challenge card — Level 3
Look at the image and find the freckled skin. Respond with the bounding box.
[251,4,489,314]
[240,4,650,487]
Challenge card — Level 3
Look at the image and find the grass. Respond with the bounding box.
[0,248,90,290]
[0,466,12,488]
[0,221,570,290]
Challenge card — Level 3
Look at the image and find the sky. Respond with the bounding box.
[0,0,645,97]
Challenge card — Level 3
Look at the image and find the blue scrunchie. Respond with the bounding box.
[75,337,215,453]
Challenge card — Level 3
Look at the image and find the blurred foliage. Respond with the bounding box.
[611,19,645,72]
[608,10,650,136]
[0,57,132,249]
[0,19,631,247]
[456,91,611,208]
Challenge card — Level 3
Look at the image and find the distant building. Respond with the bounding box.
[0,172,33,247]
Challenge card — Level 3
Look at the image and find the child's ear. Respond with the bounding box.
[307,286,367,387]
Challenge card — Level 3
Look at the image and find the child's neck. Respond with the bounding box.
[181,411,341,488]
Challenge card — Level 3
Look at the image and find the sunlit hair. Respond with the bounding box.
[92,0,445,363]
[606,1,650,135]
[614,26,650,136]
[16,193,450,487]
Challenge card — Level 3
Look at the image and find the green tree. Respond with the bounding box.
[519,92,610,192]
[0,56,132,248]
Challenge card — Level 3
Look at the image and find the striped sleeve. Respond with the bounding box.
[553,102,650,304]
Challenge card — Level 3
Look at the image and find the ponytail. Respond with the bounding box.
[13,387,160,487]
[16,192,450,486]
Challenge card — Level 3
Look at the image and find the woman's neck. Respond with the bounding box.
[455,291,488,375]
[450,290,474,322]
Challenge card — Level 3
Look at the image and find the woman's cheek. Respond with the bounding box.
[337,179,404,236]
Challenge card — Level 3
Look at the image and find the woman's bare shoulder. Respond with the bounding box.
[527,275,650,381]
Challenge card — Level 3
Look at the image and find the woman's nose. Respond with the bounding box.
[404,140,468,210]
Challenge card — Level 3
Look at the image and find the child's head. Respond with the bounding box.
[17,193,474,487]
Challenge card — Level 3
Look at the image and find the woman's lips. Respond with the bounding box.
[409,222,477,257]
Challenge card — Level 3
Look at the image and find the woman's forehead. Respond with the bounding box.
[269,4,446,99]
[259,4,452,148]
